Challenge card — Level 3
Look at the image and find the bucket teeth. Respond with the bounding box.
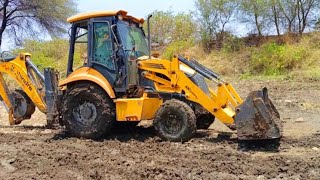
[235,87,282,140]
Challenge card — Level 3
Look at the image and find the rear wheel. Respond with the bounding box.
[154,99,196,142]
[62,82,115,139]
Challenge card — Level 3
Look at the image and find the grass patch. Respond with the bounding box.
[178,33,320,81]
[249,42,309,75]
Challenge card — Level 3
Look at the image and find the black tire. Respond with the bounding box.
[62,82,115,139]
[154,99,196,142]
[196,113,215,129]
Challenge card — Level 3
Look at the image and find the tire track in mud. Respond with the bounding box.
[0,128,319,180]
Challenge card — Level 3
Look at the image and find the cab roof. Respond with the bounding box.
[67,10,145,24]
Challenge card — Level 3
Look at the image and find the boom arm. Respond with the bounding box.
[138,56,242,124]
[138,55,281,140]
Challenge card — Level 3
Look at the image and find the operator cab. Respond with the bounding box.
[66,10,149,93]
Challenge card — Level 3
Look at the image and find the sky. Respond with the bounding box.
[1,0,195,51]
[77,0,195,18]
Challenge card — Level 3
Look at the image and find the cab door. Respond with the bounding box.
[89,21,118,87]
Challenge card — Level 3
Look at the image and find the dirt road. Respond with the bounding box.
[0,79,319,179]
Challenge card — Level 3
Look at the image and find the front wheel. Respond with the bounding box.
[154,99,197,142]
[62,82,115,139]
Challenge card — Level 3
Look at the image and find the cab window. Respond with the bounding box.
[93,22,115,70]
[73,22,88,72]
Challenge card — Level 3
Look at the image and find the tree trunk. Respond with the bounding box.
[297,0,303,35]
[0,30,3,49]
[0,22,7,49]
[254,12,262,36]
[272,5,280,36]
[0,0,9,50]
[300,0,313,35]
[252,2,262,36]
[288,21,293,33]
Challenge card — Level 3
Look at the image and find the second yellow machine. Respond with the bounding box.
[0,10,281,142]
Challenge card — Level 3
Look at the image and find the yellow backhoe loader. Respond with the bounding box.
[0,10,282,142]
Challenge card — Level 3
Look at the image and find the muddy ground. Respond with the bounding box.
[0,79,319,180]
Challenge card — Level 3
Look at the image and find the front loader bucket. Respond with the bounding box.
[235,87,282,140]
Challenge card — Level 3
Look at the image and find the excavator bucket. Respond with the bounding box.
[235,87,282,140]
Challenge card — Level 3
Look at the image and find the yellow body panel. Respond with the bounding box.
[67,10,144,24]
[114,94,163,121]
[138,57,243,125]
[0,73,15,125]
[0,53,47,113]
[59,67,116,99]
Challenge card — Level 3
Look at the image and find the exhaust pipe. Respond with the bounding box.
[147,14,153,59]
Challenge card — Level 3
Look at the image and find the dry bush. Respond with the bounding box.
[169,32,320,80]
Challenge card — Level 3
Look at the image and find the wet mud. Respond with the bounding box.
[0,80,319,179]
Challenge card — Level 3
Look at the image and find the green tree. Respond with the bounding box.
[146,10,196,46]
[171,12,196,43]
[278,0,299,33]
[296,0,320,34]
[240,0,269,36]
[195,0,240,50]
[14,38,86,77]
[270,0,282,36]
[0,0,77,48]
[316,18,320,30]
[277,0,319,34]
[146,10,173,46]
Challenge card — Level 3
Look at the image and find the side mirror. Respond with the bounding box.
[68,27,72,37]
[129,46,136,60]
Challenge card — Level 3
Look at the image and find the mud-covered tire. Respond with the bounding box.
[196,113,215,129]
[154,99,196,142]
[62,82,115,139]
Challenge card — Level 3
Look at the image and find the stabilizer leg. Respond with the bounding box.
[44,68,60,128]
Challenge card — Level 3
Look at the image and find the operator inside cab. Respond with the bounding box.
[93,24,114,70]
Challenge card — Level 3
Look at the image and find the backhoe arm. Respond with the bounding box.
[0,53,47,124]
[0,73,15,125]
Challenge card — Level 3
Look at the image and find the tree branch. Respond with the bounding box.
[7,14,36,22]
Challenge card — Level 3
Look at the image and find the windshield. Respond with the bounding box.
[117,20,149,57]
